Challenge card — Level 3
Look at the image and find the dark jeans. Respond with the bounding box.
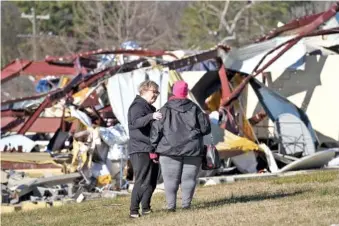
[129,152,159,214]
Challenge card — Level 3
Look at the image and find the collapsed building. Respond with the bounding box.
[1,3,339,208]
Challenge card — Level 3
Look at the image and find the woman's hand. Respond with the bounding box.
[152,111,162,120]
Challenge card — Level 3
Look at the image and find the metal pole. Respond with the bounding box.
[120,152,123,189]
[31,7,37,60]
[20,7,49,60]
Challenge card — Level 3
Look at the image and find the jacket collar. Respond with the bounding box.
[169,95,187,101]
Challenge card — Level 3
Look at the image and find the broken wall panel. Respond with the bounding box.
[249,78,319,148]
[246,55,339,144]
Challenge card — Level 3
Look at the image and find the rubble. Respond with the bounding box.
[0,119,131,212]
[1,4,339,213]
[1,167,130,213]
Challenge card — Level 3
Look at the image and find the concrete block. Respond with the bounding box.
[201,176,235,185]
[204,179,218,186]
[73,187,85,203]
[75,193,85,203]
[67,183,74,197]
[219,177,235,183]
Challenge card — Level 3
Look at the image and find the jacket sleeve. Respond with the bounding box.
[150,120,163,151]
[129,103,154,130]
[197,110,211,136]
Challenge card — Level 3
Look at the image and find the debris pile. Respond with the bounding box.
[1,119,132,211]
[1,4,339,212]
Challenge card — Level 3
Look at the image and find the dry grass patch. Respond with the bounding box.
[2,170,339,226]
[271,170,339,184]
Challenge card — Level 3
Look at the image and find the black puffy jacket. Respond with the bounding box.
[150,98,211,157]
[128,95,156,155]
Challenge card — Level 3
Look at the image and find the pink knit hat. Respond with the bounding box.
[172,81,188,98]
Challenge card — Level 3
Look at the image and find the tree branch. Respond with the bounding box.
[229,3,253,34]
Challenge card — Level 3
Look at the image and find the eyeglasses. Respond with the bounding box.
[147,89,160,95]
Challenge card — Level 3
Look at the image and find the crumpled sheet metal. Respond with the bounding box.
[70,106,92,128]
[107,144,128,161]
[99,124,129,146]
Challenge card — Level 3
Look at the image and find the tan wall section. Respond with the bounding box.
[246,55,339,142]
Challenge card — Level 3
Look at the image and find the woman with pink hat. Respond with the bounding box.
[150,81,211,211]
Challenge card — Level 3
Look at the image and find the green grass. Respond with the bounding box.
[2,170,339,226]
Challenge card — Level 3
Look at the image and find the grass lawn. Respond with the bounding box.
[2,170,339,226]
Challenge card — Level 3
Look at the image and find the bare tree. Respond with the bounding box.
[71,1,185,50]
[180,1,335,48]
[180,1,256,49]
[205,1,254,44]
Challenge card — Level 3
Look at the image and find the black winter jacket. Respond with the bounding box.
[128,95,156,155]
[150,98,211,157]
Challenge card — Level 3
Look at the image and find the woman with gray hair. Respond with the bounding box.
[127,80,162,218]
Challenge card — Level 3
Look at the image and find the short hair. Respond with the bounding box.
[138,80,159,95]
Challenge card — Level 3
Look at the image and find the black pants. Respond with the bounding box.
[129,152,159,214]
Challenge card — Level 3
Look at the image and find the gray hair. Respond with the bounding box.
[138,80,159,95]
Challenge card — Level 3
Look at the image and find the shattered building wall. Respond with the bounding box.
[246,55,339,144]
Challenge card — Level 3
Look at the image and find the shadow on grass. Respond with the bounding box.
[193,189,308,210]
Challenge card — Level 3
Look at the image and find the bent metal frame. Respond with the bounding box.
[1,3,338,135]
